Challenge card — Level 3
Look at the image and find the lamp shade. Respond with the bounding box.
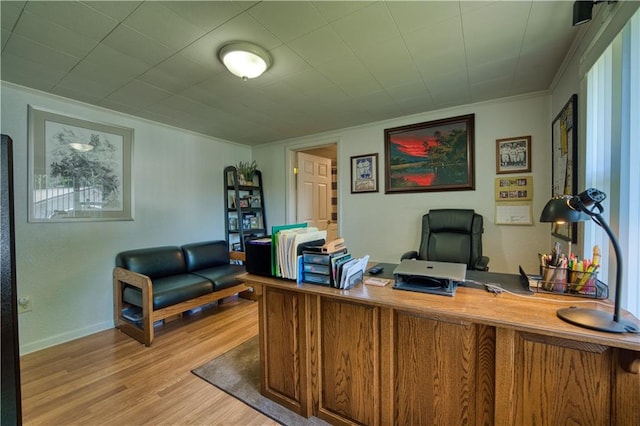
[218,42,272,80]
[539,195,591,223]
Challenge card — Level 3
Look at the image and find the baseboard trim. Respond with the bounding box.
[19,320,113,355]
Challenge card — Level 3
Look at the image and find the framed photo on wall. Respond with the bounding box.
[496,136,531,174]
[350,153,378,193]
[28,106,134,222]
[551,94,578,242]
[384,114,475,193]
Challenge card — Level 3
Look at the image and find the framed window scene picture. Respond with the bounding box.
[351,153,378,193]
[496,136,531,174]
[28,106,134,222]
[384,114,475,193]
[551,94,578,242]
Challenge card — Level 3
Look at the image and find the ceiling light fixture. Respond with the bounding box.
[218,41,272,81]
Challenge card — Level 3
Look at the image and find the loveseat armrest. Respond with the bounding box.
[400,250,418,261]
[113,266,154,346]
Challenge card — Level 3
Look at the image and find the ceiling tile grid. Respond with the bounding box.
[0,0,579,145]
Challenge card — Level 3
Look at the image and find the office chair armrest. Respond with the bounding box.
[474,256,490,271]
[400,251,418,260]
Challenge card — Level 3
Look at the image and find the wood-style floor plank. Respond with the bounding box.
[19,298,277,425]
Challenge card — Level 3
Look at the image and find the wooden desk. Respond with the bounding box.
[240,272,640,425]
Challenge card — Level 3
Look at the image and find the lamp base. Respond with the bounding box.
[557,307,640,333]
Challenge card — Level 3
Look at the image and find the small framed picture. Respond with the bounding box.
[351,153,378,193]
[496,136,531,174]
[239,198,249,208]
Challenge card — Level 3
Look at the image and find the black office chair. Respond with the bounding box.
[401,209,490,271]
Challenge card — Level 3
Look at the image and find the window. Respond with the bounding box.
[585,9,639,317]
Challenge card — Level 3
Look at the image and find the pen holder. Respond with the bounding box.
[539,266,599,296]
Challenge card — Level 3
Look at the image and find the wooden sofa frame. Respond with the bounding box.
[113,251,248,346]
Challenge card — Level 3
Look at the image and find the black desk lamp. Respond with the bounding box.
[540,188,639,333]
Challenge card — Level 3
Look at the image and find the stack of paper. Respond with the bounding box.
[272,224,326,280]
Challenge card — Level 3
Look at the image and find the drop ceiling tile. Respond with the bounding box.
[12,10,99,57]
[249,1,327,42]
[288,25,352,67]
[163,1,247,32]
[55,71,126,99]
[415,49,467,80]
[81,44,151,80]
[311,1,374,23]
[1,1,23,31]
[95,98,144,117]
[102,25,175,67]
[388,1,461,33]
[153,52,213,87]
[396,93,436,115]
[2,33,79,71]
[0,52,65,91]
[284,69,335,95]
[522,2,577,49]
[51,86,106,106]
[317,55,382,97]
[467,57,518,84]
[470,75,513,101]
[81,1,142,22]
[179,32,225,69]
[356,36,421,87]
[385,80,431,103]
[403,15,464,60]
[462,2,529,65]
[138,67,194,94]
[330,2,400,52]
[24,1,118,40]
[424,71,470,105]
[1,28,11,50]
[123,2,206,51]
[206,12,282,50]
[105,79,173,110]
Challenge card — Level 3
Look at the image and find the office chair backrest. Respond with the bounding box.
[418,209,485,269]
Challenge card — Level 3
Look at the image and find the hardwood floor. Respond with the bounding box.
[19,298,278,425]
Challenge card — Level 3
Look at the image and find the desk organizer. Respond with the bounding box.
[536,266,608,299]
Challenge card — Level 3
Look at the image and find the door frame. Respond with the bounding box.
[284,140,339,233]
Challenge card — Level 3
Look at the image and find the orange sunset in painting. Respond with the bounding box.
[385,115,474,192]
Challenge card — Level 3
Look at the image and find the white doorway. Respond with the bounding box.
[294,144,338,242]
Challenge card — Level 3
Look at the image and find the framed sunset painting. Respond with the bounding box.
[384,114,475,193]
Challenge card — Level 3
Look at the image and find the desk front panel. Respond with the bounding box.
[246,274,640,425]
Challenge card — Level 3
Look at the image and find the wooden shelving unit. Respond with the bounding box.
[224,165,266,254]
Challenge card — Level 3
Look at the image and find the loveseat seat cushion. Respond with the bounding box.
[122,274,213,310]
[116,246,186,279]
[182,240,229,272]
[191,264,245,291]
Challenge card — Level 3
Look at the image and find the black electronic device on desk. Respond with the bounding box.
[245,237,273,276]
[392,260,466,297]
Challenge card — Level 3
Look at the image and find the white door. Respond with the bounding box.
[296,152,336,241]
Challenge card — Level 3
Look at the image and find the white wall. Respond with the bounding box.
[253,92,554,274]
[0,83,251,354]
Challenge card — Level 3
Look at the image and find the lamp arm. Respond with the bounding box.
[593,212,623,323]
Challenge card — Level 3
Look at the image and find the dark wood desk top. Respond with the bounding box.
[240,272,640,351]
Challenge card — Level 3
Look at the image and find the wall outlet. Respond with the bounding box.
[18,296,32,313]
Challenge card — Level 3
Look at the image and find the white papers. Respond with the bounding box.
[338,255,369,289]
[277,227,326,279]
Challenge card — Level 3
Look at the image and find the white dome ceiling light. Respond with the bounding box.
[218,41,272,81]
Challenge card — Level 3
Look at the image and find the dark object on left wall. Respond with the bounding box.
[1,134,22,425]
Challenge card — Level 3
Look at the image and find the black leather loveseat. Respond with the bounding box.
[113,240,249,346]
